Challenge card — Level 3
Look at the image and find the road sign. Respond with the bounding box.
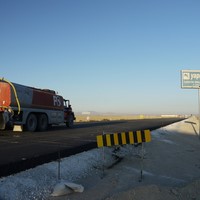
[96,130,151,148]
[181,69,200,139]
[96,129,151,181]
[181,70,200,89]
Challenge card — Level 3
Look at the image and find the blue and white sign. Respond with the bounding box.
[181,70,200,89]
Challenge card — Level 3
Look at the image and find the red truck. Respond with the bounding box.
[0,78,76,131]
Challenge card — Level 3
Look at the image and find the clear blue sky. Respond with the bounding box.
[1,0,200,115]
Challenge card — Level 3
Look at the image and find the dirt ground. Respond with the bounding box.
[49,116,200,200]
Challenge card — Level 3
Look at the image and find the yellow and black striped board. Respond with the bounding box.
[96,130,151,148]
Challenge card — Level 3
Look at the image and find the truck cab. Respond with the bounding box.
[64,99,76,127]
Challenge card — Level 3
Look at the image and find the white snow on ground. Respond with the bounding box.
[0,116,199,200]
[0,145,118,200]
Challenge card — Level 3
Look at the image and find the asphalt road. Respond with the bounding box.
[0,117,184,177]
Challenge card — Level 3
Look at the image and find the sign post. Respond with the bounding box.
[181,70,200,139]
[198,89,200,138]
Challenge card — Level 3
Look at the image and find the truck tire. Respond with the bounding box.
[66,115,74,128]
[37,114,48,131]
[26,113,37,132]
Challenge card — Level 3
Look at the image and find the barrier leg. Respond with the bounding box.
[139,143,144,182]
[57,151,61,180]
[101,132,105,179]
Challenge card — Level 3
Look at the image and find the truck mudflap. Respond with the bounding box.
[0,112,9,130]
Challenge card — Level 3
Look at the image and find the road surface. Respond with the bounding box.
[0,117,184,177]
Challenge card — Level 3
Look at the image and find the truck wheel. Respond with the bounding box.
[66,116,74,128]
[26,114,37,132]
[37,114,48,131]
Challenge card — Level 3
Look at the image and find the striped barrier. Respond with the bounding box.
[96,130,151,148]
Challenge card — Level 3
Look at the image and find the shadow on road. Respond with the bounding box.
[184,120,198,136]
[49,120,127,131]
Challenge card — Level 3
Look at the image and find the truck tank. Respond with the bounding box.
[0,81,64,111]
